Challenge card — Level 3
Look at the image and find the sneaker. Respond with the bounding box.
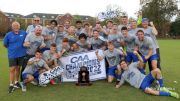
[30,80,38,86]
[8,85,15,93]
[50,79,56,85]
[160,87,170,92]
[170,91,179,99]
[14,82,21,89]
[21,82,27,92]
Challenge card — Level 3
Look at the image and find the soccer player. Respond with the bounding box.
[128,20,143,36]
[135,30,158,73]
[116,51,179,99]
[121,26,138,64]
[89,30,106,50]
[108,26,124,48]
[42,20,58,51]
[76,33,91,50]
[43,43,59,85]
[141,18,161,71]
[55,24,67,45]
[65,26,78,46]
[26,17,40,34]
[57,38,71,57]
[95,42,124,83]
[118,15,130,32]
[3,21,27,93]
[21,50,50,92]
[75,20,83,36]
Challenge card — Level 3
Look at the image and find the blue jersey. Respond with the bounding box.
[3,30,27,58]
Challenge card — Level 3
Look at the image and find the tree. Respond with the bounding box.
[170,15,180,36]
[97,4,126,21]
[141,0,179,37]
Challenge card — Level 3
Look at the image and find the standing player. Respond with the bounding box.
[95,42,124,83]
[116,51,179,99]
[121,27,138,64]
[135,30,158,72]
[141,18,160,71]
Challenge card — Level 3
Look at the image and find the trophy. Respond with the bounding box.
[76,66,92,86]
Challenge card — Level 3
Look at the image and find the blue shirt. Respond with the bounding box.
[3,30,27,58]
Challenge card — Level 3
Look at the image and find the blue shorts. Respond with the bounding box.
[140,73,155,91]
[107,66,117,77]
[22,71,39,80]
[141,54,158,63]
[126,52,138,63]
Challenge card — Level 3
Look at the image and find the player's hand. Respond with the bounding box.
[150,21,154,27]
[133,51,138,55]
[145,56,149,60]
[40,43,46,48]
[95,50,98,55]
[25,42,31,47]
[34,58,40,62]
[61,49,66,54]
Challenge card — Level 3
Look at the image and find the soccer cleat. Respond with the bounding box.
[21,82,27,92]
[8,85,15,93]
[170,91,179,99]
[14,82,21,88]
[160,87,170,92]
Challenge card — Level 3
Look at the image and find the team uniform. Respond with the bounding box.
[76,40,91,50]
[122,34,138,63]
[108,33,123,48]
[143,26,161,70]
[75,28,83,36]
[26,25,36,34]
[135,36,157,63]
[119,62,179,98]
[102,49,123,77]
[64,34,78,46]
[128,28,143,36]
[22,57,48,82]
[43,50,58,68]
[89,37,106,50]
[55,31,67,45]
[42,27,57,49]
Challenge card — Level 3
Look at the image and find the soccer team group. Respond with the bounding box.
[3,15,179,99]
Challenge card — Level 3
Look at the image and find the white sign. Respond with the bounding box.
[60,50,106,82]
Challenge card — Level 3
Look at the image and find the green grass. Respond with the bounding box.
[0,40,180,101]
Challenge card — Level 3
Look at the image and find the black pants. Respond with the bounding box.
[148,48,161,71]
[20,55,34,82]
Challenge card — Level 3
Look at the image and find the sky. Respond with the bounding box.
[0,0,141,18]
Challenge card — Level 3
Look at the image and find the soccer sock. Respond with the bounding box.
[15,81,18,84]
[157,79,164,87]
[10,84,13,86]
[139,68,146,74]
[116,74,122,81]
[159,91,170,96]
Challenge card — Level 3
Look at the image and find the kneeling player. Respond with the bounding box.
[96,42,124,83]
[116,51,179,99]
[21,50,50,92]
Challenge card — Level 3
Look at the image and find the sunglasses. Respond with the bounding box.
[34,20,40,21]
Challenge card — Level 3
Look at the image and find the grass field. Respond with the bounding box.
[0,40,180,101]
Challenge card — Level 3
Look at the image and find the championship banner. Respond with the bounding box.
[60,50,106,82]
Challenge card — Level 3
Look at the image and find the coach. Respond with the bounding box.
[3,21,27,93]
